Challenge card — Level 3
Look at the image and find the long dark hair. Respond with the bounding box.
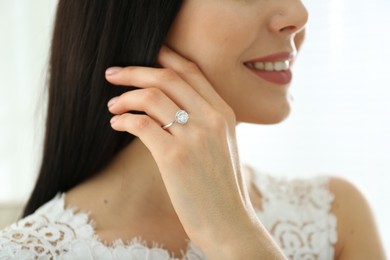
[23,0,183,217]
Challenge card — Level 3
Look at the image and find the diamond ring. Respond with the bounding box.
[162,110,189,129]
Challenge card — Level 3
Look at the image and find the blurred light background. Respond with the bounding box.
[1,0,389,254]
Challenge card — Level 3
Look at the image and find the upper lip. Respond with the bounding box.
[244,51,296,63]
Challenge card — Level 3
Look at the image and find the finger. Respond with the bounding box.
[157,45,227,108]
[105,66,209,113]
[108,88,181,126]
[110,113,173,155]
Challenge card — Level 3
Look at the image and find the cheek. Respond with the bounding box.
[167,22,255,107]
[166,5,256,71]
[167,14,255,113]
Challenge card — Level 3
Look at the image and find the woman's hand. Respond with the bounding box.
[105,46,285,259]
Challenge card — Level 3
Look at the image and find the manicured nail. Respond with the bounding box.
[110,115,119,124]
[105,67,122,76]
[107,97,118,107]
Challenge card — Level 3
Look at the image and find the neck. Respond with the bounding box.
[67,138,176,224]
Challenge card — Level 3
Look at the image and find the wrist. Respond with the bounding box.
[192,207,286,259]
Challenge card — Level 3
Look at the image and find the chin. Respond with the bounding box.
[262,109,291,124]
[237,100,292,125]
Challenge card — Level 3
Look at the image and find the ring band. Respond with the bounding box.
[162,121,175,129]
[162,110,189,129]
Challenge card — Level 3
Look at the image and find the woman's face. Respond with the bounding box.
[166,0,308,124]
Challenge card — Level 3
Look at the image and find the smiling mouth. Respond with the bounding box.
[244,60,290,71]
[243,60,293,85]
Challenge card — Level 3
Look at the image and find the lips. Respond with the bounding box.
[244,52,295,85]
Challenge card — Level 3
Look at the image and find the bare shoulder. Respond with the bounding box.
[328,176,386,260]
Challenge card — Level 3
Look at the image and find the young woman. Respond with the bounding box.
[0,0,386,259]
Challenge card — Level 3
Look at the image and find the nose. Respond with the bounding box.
[268,0,308,36]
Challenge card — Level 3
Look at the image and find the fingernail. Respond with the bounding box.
[110,115,119,124]
[105,67,122,76]
[107,97,118,107]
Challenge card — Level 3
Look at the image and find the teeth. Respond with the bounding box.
[254,62,264,70]
[265,62,274,71]
[247,61,290,71]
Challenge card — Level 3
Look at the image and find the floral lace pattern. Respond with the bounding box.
[0,172,337,259]
[0,194,205,260]
[253,172,338,260]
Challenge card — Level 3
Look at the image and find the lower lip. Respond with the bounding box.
[246,68,293,85]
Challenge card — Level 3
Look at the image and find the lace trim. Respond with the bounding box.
[0,173,338,260]
[0,194,205,260]
[253,171,338,260]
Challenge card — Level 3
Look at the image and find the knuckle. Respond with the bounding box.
[182,61,200,75]
[207,113,235,136]
[224,106,236,122]
[208,111,229,132]
[207,104,236,128]
[133,115,151,131]
[142,88,162,103]
[118,91,131,104]
[158,68,178,82]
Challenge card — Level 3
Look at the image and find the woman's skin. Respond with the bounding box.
[66,0,386,259]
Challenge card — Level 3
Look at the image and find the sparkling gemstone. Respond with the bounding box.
[176,110,189,125]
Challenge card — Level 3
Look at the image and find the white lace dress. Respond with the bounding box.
[0,172,338,259]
